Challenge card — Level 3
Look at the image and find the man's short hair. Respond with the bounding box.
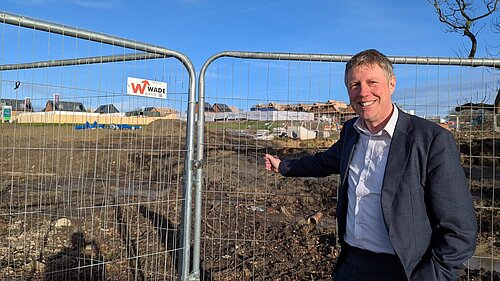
[344,49,394,86]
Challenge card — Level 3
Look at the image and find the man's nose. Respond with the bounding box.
[358,83,370,97]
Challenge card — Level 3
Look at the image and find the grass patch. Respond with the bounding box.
[205,120,281,131]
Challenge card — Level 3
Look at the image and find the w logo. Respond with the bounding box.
[127,77,167,99]
[130,80,150,94]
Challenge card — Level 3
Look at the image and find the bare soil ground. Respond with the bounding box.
[0,120,499,280]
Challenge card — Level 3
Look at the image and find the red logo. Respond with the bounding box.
[130,80,150,94]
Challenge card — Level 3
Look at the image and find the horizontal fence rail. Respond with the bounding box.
[201,51,500,67]
[0,53,165,71]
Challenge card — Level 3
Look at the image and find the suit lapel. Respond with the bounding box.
[340,125,359,182]
[337,121,359,243]
[381,111,414,219]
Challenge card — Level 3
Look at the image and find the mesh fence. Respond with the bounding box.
[1,11,500,281]
[197,53,500,280]
[0,13,194,281]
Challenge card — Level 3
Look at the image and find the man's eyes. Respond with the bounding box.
[349,81,380,90]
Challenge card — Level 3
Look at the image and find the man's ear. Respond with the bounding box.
[389,75,396,94]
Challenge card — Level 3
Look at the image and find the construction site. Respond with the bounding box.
[1,11,500,281]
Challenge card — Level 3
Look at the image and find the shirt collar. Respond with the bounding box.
[354,104,398,138]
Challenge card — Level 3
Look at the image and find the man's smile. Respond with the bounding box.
[359,101,376,107]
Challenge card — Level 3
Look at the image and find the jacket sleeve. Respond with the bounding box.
[410,130,477,281]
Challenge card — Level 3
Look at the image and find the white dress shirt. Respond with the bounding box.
[344,106,399,254]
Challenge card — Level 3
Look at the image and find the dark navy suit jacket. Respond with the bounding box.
[279,109,477,281]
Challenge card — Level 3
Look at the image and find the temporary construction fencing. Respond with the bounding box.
[0,11,197,281]
[1,10,500,281]
[196,51,500,280]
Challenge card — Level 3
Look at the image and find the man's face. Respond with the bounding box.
[346,63,396,132]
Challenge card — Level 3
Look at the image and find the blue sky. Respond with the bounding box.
[4,0,499,70]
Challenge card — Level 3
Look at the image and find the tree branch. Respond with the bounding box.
[428,0,499,58]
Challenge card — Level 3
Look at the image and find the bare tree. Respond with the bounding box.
[428,0,499,58]
[487,16,500,56]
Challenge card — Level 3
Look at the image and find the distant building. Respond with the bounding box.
[309,100,347,113]
[43,100,86,112]
[126,107,177,117]
[0,98,34,112]
[251,100,356,124]
[252,100,347,114]
[341,104,357,123]
[213,103,232,113]
[95,104,119,114]
[228,106,239,112]
[286,103,313,112]
[126,107,159,117]
[149,107,177,117]
[194,102,215,113]
[251,102,282,111]
[204,110,315,122]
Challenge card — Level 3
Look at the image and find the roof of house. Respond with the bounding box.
[0,98,34,111]
[154,107,177,115]
[45,100,86,112]
[95,104,119,114]
[142,107,156,112]
[213,103,232,112]
[228,106,239,112]
[142,107,176,115]
[200,102,214,112]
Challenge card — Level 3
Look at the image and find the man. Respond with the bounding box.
[264,49,477,281]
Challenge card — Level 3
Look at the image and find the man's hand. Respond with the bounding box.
[264,154,281,173]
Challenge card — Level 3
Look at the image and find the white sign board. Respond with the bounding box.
[127,77,167,99]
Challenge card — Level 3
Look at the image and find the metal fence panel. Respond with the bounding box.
[0,12,197,281]
[197,51,500,280]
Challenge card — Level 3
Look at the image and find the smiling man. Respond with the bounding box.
[264,49,477,281]
[345,53,395,134]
